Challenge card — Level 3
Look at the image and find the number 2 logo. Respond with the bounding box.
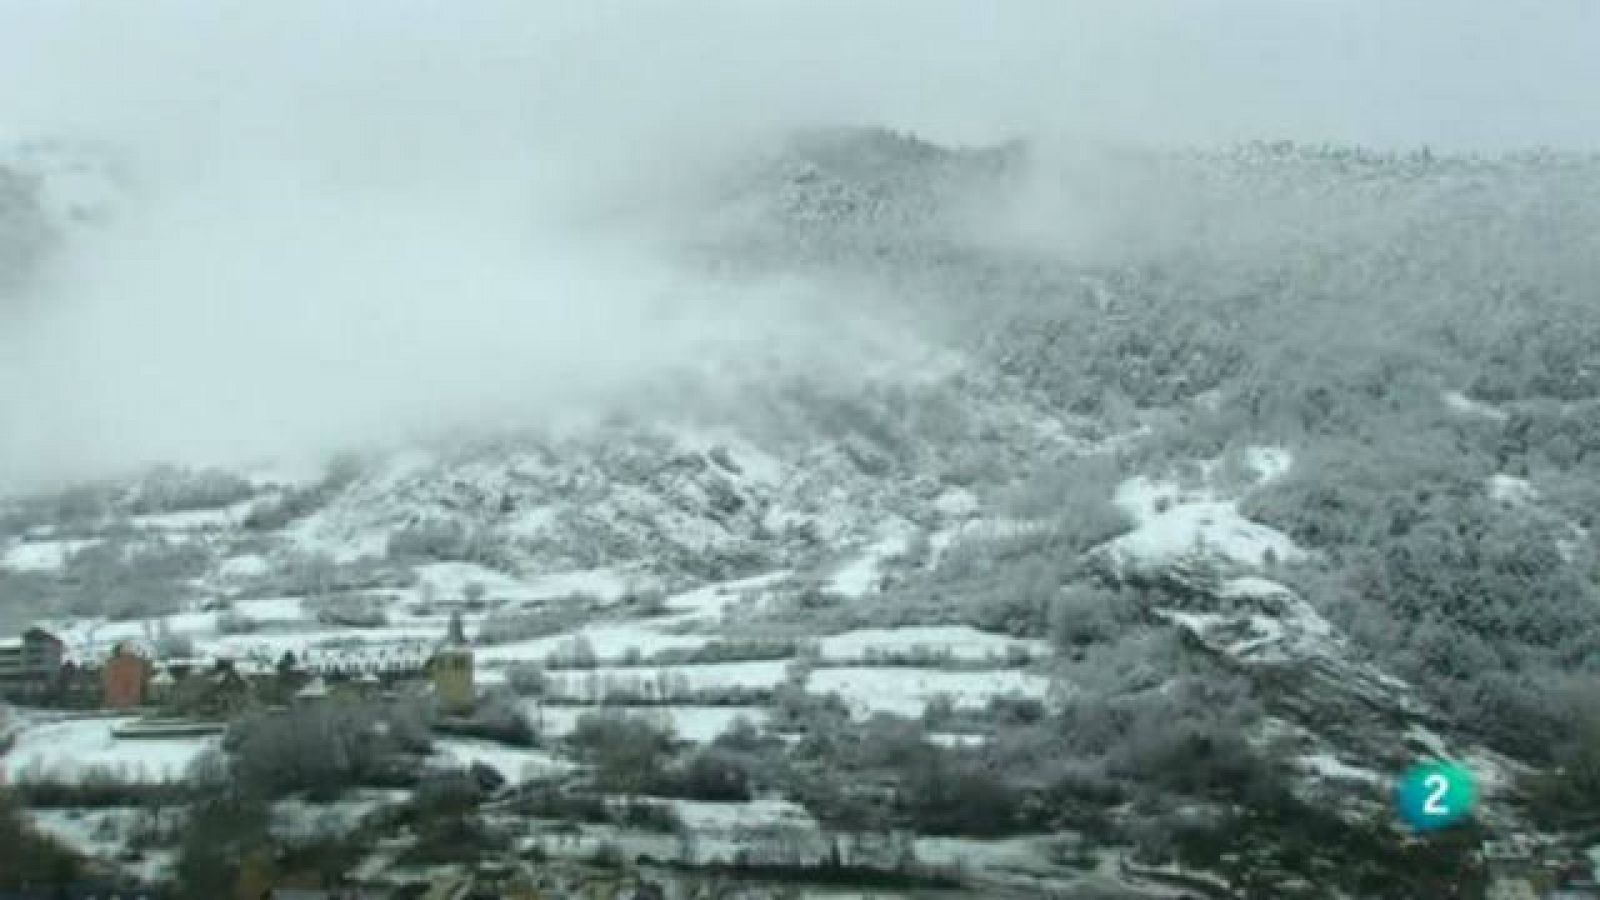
[1398,762,1474,831]
[1423,772,1450,817]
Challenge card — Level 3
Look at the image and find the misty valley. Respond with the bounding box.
[4,29,1600,900]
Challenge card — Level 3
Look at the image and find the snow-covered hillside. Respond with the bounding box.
[7,129,1599,895]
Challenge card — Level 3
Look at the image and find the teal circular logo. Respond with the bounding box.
[1395,761,1477,832]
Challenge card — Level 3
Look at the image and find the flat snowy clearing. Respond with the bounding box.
[808,667,1053,718]
[815,626,1046,663]
[1,538,97,571]
[476,624,711,666]
[543,659,791,699]
[664,571,792,621]
[528,705,768,742]
[3,717,217,783]
[431,738,571,781]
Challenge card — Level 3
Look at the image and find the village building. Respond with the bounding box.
[346,671,383,700]
[294,676,330,704]
[0,627,65,702]
[164,658,255,720]
[428,612,475,715]
[146,667,175,705]
[102,642,152,710]
[300,642,430,681]
[51,659,102,709]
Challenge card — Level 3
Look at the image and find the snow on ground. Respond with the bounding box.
[664,571,792,621]
[660,798,829,867]
[529,705,768,742]
[928,732,989,748]
[272,791,409,840]
[522,567,631,603]
[2,538,97,571]
[1443,390,1508,421]
[1158,579,1338,665]
[1218,576,1291,599]
[934,487,980,518]
[3,717,218,783]
[669,798,818,836]
[288,517,389,564]
[827,521,915,597]
[1489,473,1537,506]
[431,738,571,781]
[36,602,463,670]
[232,596,310,624]
[504,504,558,540]
[808,667,1053,718]
[413,562,633,607]
[537,797,828,868]
[476,624,711,667]
[1297,753,1384,786]
[200,626,446,666]
[29,617,166,663]
[545,660,792,699]
[1113,476,1215,524]
[1458,747,1530,800]
[928,517,1050,568]
[912,835,1051,870]
[414,562,535,601]
[664,427,787,487]
[1245,446,1294,483]
[28,808,180,885]
[218,553,270,580]
[815,626,1047,663]
[1403,723,1454,760]
[1101,500,1302,574]
[1157,610,1228,638]
[131,503,250,532]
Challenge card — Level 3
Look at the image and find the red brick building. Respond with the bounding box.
[102,643,151,710]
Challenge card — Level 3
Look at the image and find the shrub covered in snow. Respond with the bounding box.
[225,698,432,801]
[566,710,675,796]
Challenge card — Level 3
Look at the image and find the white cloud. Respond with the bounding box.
[1,0,1596,488]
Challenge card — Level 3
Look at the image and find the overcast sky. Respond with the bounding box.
[4,1,1598,155]
[2,1,1597,490]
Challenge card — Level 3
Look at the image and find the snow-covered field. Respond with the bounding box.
[431,738,571,781]
[530,705,769,742]
[232,595,309,623]
[271,791,409,840]
[815,626,1046,663]
[545,659,792,698]
[670,797,818,836]
[476,624,711,667]
[1,538,98,571]
[808,667,1053,718]
[664,571,793,621]
[28,807,180,884]
[3,717,217,784]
